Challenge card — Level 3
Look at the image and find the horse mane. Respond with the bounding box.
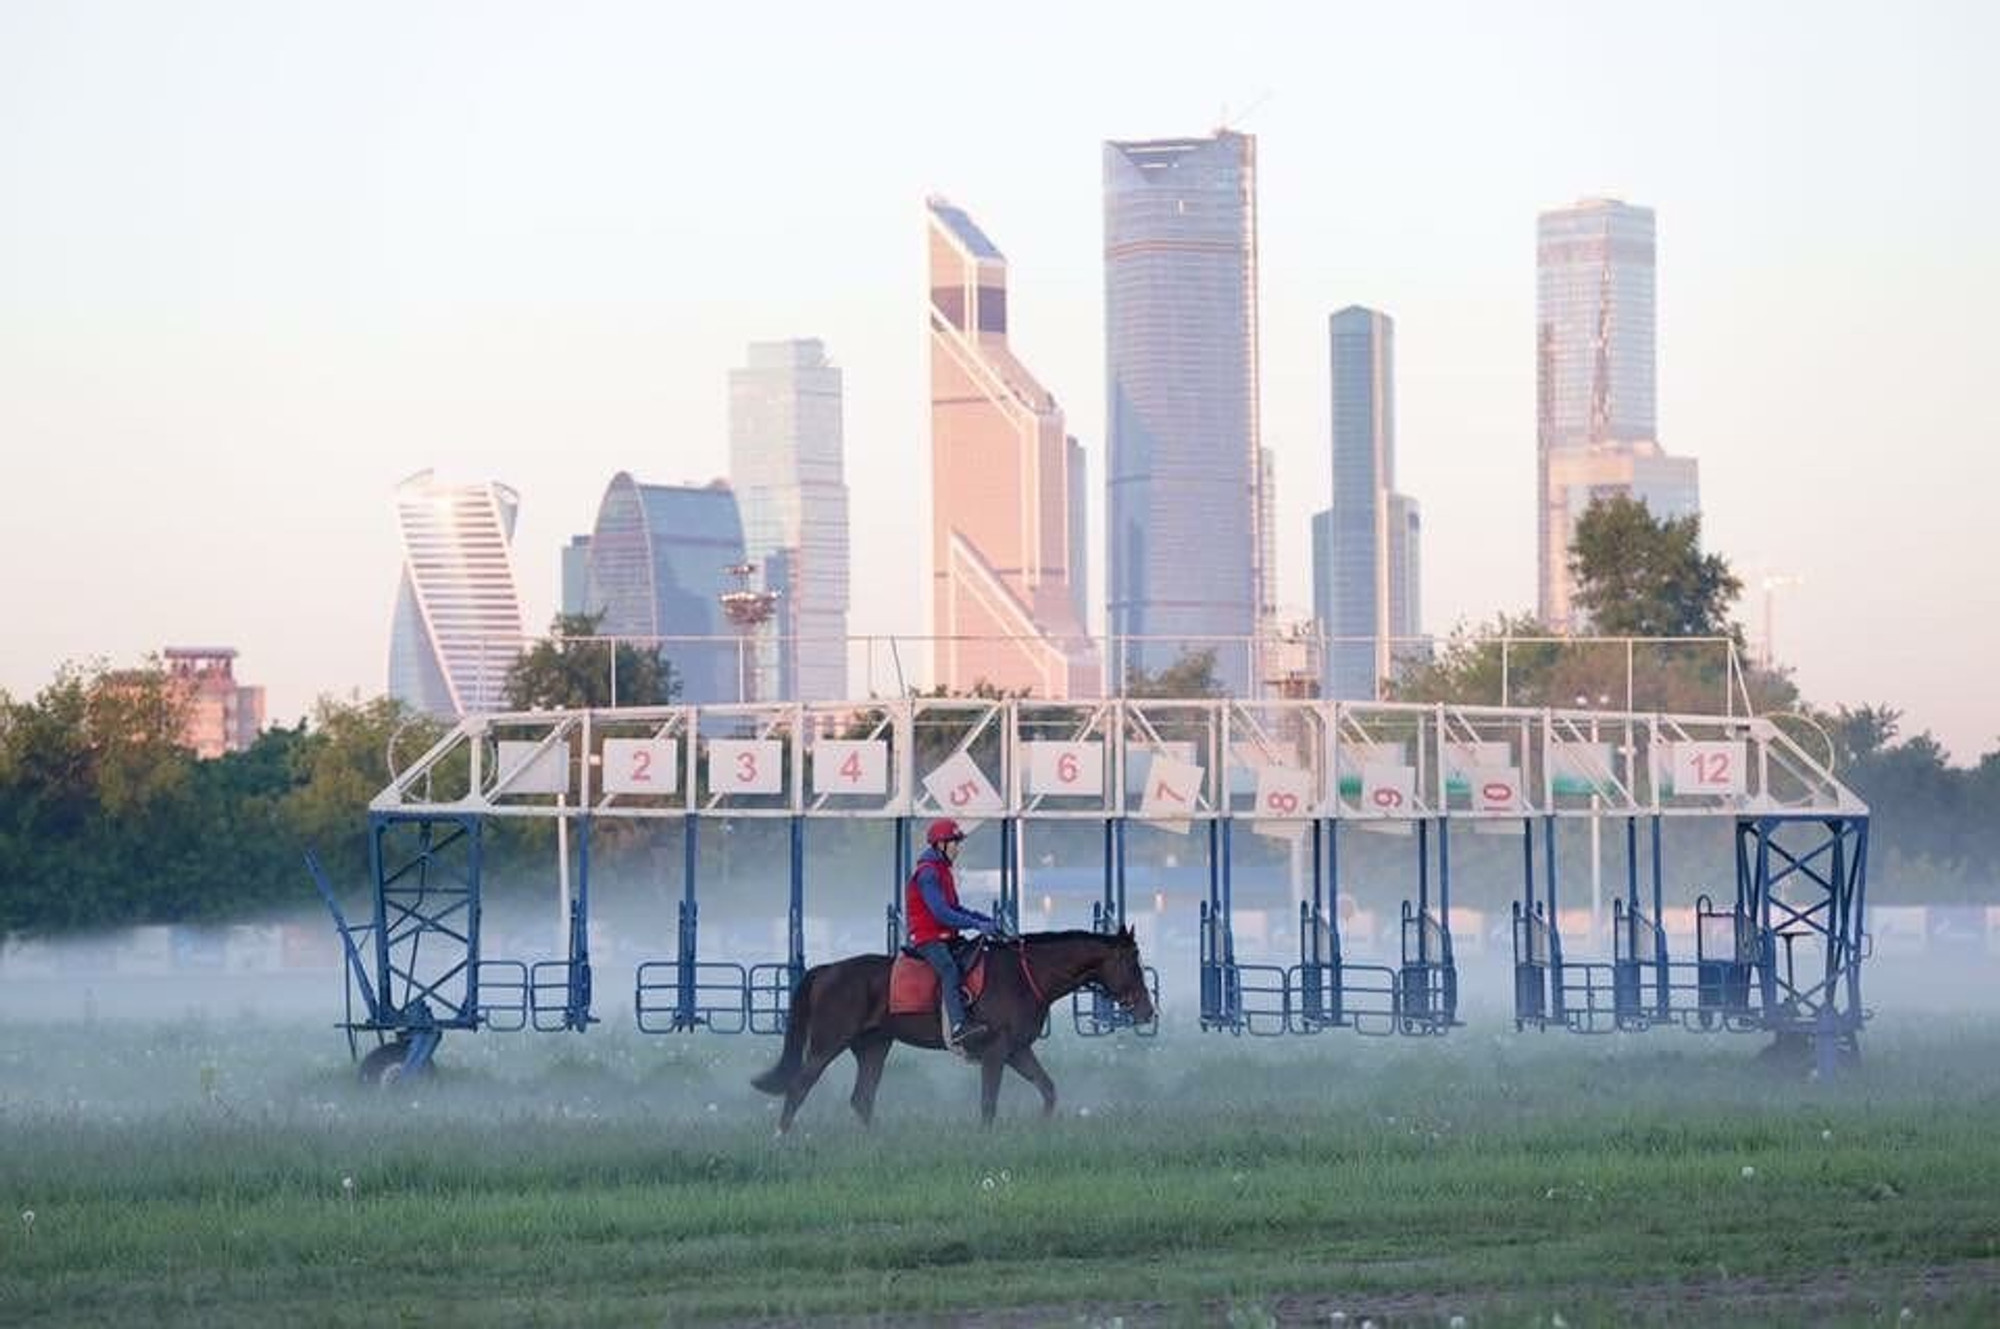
[1015,928,1133,947]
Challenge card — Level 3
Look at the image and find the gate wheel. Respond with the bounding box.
[358,1040,432,1088]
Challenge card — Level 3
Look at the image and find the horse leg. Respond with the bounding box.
[778,1048,841,1134]
[848,1037,892,1126]
[1006,1044,1057,1118]
[978,1045,1007,1126]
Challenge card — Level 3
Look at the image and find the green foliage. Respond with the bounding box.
[1568,494,1744,639]
[1123,648,1226,699]
[504,612,680,710]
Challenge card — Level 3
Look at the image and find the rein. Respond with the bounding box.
[1014,939,1049,1006]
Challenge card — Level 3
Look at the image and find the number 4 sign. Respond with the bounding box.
[1672,741,1745,797]
[812,741,888,796]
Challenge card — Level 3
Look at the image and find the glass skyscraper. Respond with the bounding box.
[1103,130,1263,694]
[1537,198,1696,627]
[387,470,527,717]
[728,339,850,701]
[927,198,1097,697]
[1314,308,1421,699]
[585,472,746,704]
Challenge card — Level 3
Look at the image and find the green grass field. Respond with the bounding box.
[2,1014,1997,1326]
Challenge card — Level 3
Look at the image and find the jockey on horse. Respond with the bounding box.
[906,817,1008,1050]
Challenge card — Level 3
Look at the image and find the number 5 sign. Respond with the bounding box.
[1672,741,1745,797]
[1026,742,1103,797]
[708,739,783,795]
[922,752,1003,814]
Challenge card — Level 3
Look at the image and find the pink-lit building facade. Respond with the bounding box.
[163,647,264,757]
[926,198,1098,697]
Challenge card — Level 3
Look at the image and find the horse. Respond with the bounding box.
[750,927,1155,1131]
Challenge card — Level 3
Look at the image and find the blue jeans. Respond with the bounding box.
[914,940,970,1030]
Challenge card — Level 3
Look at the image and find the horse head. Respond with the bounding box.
[1097,925,1155,1023]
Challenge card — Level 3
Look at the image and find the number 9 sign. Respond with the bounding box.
[1360,763,1416,817]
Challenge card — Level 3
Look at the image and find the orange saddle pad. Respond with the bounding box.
[888,949,989,1017]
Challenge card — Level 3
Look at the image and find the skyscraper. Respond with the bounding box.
[388,471,527,717]
[927,197,1097,697]
[1103,130,1263,694]
[560,534,592,617]
[585,472,746,704]
[728,340,851,701]
[1537,198,1698,627]
[1315,307,1422,699]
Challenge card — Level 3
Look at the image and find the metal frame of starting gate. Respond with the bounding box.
[311,698,1869,1072]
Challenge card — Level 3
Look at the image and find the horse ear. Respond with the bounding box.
[1120,924,1135,944]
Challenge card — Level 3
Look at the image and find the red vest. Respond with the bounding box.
[905,854,963,946]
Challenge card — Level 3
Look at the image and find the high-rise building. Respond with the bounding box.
[1537,198,1698,627]
[927,197,1097,697]
[585,472,745,704]
[1316,308,1422,699]
[163,647,264,757]
[1103,130,1263,694]
[560,534,593,618]
[728,339,850,700]
[388,471,526,716]
[1546,439,1700,578]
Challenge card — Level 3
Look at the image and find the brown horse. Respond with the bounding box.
[750,927,1155,1130]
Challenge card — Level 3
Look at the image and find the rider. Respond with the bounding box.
[906,818,1004,1049]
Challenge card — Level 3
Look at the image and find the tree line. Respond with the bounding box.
[1,504,1994,934]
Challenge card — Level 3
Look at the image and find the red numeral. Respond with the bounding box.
[736,751,758,783]
[1265,791,1301,815]
[1152,780,1187,805]
[839,751,863,783]
[1481,780,1513,805]
[949,779,978,807]
[1694,752,1731,785]
[1057,752,1080,784]
[1371,786,1405,810]
[630,749,652,783]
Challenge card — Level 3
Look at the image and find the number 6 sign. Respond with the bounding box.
[602,738,680,795]
[1027,742,1103,797]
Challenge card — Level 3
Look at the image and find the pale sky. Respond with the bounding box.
[1,2,1994,758]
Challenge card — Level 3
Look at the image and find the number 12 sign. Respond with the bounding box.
[1672,741,1745,797]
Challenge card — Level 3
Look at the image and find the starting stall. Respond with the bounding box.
[312,697,1870,1080]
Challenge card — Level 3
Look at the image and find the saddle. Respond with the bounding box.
[888,938,990,1017]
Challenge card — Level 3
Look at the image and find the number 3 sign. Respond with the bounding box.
[708,739,783,795]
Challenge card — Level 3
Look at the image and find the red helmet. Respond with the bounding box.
[926,818,967,845]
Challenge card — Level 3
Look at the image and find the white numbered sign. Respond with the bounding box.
[1446,742,1510,784]
[1672,741,1745,797]
[1551,742,1617,797]
[922,752,1003,814]
[602,738,679,795]
[1027,742,1103,797]
[1252,765,1314,839]
[708,739,783,795]
[1472,765,1523,813]
[495,740,572,796]
[812,740,888,796]
[1139,755,1204,820]
[1360,763,1416,816]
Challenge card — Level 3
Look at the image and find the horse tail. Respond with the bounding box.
[750,966,818,1095]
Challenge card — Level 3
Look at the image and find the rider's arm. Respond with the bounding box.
[916,863,994,931]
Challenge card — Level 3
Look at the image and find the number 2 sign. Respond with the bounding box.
[1672,741,1745,797]
[601,738,680,795]
[708,739,783,795]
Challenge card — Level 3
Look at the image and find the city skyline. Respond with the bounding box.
[1,3,1991,757]
[387,471,526,716]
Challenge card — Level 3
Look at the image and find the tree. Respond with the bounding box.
[1123,649,1226,699]
[504,611,680,710]
[1569,496,1743,639]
